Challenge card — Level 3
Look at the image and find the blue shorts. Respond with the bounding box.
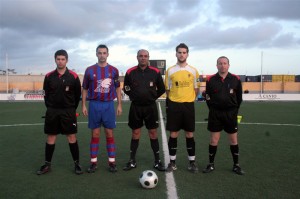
[88,100,116,129]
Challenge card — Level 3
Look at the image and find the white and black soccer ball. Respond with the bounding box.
[139,170,158,189]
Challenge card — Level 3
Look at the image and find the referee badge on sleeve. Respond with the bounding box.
[206,94,210,100]
[124,86,131,91]
[230,89,234,94]
[65,86,69,91]
[150,82,153,87]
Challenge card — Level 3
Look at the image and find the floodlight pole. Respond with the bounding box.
[6,53,8,93]
[260,51,263,96]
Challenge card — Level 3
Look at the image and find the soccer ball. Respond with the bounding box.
[139,170,158,189]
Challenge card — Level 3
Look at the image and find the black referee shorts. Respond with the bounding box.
[128,102,159,130]
[44,107,78,135]
[207,108,238,134]
[166,100,195,132]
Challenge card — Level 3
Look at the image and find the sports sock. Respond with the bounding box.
[209,144,217,164]
[45,142,55,163]
[106,136,116,164]
[186,137,195,163]
[130,139,139,161]
[69,141,79,162]
[168,137,177,163]
[150,138,160,162]
[90,137,99,163]
[230,144,239,165]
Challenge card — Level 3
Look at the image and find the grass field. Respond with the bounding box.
[0,101,300,199]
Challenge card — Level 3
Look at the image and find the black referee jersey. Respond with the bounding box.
[123,65,165,105]
[205,72,242,110]
[43,68,81,109]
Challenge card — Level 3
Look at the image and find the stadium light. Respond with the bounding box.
[5,53,16,93]
[0,69,6,75]
[260,51,263,96]
[6,54,8,93]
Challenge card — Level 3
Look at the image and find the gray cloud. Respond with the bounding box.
[149,0,204,29]
[219,0,300,20]
[0,0,299,75]
[173,21,292,49]
[1,1,147,40]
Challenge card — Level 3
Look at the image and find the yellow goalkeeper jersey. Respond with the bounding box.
[165,64,200,102]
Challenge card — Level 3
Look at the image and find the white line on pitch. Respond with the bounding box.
[239,122,300,127]
[0,121,128,127]
[158,102,178,199]
[1,121,299,128]
[195,121,300,127]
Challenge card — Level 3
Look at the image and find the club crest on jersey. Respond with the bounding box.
[65,86,69,91]
[94,78,112,93]
[150,82,153,87]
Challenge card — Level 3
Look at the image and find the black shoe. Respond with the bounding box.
[37,162,51,175]
[87,163,97,173]
[123,160,137,171]
[202,163,215,173]
[153,160,165,171]
[74,161,83,175]
[188,162,199,173]
[166,162,177,172]
[232,164,245,175]
[109,163,117,173]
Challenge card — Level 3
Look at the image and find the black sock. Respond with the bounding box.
[130,139,139,161]
[168,137,177,163]
[150,138,160,162]
[230,144,239,165]
[69,141,80,162]
[209,145,217,164]
[45,143,55,163]
[186,137,195,163]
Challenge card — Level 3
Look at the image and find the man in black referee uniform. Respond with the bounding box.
[37,49,83,175]
[122,49,166,171]
[203,56,245,175]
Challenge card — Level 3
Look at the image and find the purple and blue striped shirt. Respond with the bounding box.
[82,64,120,101]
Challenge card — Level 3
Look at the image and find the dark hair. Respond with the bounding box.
[96,44,109,53]
[176,43,189,53]
[217,56,230,65]
[54,49,68,60]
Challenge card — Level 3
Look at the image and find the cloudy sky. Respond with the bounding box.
[0,0,299,76]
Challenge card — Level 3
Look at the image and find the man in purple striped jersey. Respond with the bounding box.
[82,44,122,173]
